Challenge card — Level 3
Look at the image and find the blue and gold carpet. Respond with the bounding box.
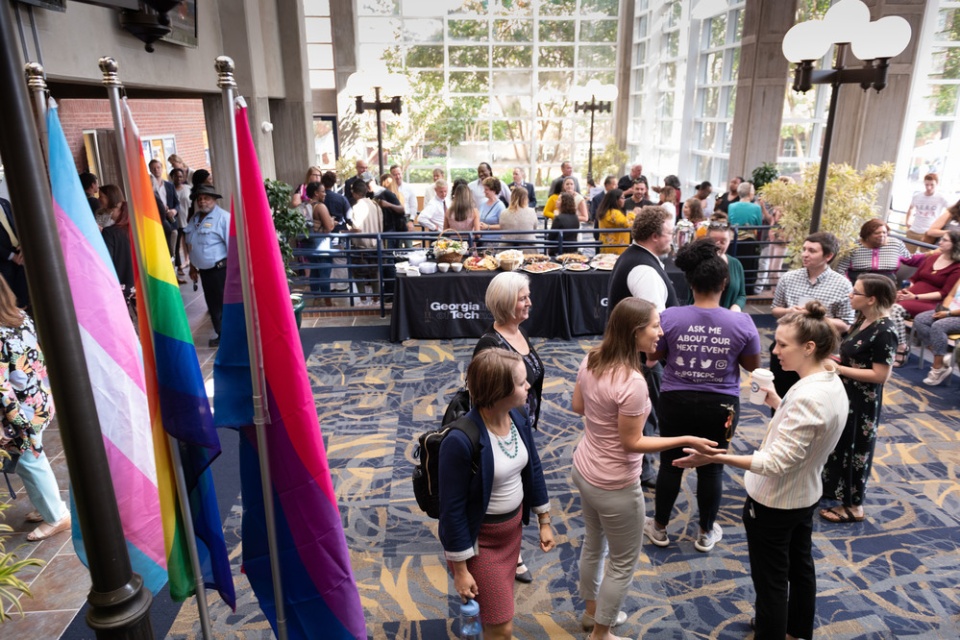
[166,321,960,639]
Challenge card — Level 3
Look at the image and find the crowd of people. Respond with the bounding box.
[425,174,958,637]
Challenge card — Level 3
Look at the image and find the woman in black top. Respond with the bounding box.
[473,271,545,584]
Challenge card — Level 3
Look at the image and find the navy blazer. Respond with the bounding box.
[438,407,549,562]
[509,181,537,210]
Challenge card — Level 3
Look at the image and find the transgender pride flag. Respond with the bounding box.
[214,106,365,639]
[46,105,167,592]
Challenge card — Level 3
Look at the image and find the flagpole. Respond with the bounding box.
[99,57,215,640]
[0,4,154,636]
[215,56,288,640]
[23,62,48,171]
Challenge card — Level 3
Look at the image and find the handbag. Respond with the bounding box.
[1,449,20,499]
[442,386,470,426]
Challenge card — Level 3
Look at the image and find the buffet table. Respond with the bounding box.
[389,259,685,342]
[390,269,612,342]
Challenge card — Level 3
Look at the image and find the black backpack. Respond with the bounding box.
[412,412,481,519]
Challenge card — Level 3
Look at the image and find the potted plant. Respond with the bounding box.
[0,452,44,622]
[751,162,779,192]
[759,162,895,267]
[264,178,310,328]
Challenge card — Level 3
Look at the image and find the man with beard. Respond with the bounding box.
[185,184,230,347]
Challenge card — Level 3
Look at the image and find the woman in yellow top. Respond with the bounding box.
[596,189,634,255]
[542,180,563,220]
[544,177,588,222]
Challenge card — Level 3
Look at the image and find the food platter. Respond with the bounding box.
[556,252,589,264]
[463,255,499,271]
[522,253,551,264]
[564,262,592,272]
[590,254,619,271]
[521,262,562,274]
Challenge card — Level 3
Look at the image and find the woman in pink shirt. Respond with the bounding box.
[571,298,722,640]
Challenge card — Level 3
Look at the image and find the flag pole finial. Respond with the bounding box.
[215,56,236,88]
[98,57,121,86]
[24,62,46,90]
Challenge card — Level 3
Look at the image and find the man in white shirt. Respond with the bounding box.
[417,180,448,232]
[390,164,419,224]
[469,162,510,208]
[905,172,949,252]
[607,206,678,486]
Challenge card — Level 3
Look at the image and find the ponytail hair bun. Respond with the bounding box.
[803,300,827,321]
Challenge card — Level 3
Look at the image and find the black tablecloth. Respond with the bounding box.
[390,270,570,341]
[389,259,686,342]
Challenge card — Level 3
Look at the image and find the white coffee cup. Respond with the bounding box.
[749,368,774,404]
[437,263,450,273]
[450,262,463,272]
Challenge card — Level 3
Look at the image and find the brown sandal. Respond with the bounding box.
[819,506,864,523]
[26,514,71,541]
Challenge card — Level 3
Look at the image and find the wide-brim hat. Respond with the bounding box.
[194,184,222,199]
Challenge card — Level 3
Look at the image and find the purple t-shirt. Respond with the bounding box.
[657,306,761,396]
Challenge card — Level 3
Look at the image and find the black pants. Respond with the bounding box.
[174,227,186,268]
[736,239,762,290]
[769,343,800,417]
[640,361,662,483]
[655,391,739,532]
[743,497,817,640]
[199,264,227,336]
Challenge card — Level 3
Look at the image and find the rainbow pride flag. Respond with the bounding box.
[120,99,235,609]
[46,106,167,592]
[213,106,365,638]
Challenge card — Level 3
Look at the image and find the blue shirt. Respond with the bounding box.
[727,200,762,227]
[185,204,230,269]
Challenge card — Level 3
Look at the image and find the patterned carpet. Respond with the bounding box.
[167,321,960,639]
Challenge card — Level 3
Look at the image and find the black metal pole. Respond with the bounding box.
[375,86,384,178]
[809,44,846,234]
[587,97,596,183]
[0,2,152,637]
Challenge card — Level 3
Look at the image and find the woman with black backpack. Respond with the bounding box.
[438,348,553,640]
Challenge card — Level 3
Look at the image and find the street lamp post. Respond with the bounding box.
[346,71,408,178]
[574,80,618,183]
[782,0,911,233]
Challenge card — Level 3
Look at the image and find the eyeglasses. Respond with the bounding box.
[708,222,730,230]
[850,291,868,297]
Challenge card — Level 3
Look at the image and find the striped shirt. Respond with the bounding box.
[772,267,855,325]
[835,239,911,279]
[745,370,848,509]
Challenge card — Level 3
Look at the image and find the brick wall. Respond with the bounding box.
[58,99,208,175]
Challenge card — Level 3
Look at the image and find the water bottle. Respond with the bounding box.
[460,598,482,639]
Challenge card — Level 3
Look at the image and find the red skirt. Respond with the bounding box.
[448,508,523,626]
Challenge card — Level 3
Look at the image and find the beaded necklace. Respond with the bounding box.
[492,421,519,459]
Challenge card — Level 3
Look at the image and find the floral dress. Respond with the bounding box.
[0,314,54,457]
[821,317,897,506]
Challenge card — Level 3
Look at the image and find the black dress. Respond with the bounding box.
[549,212,580,255]
[821,317,897,507]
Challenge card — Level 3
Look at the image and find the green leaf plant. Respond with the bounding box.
[0,451,45,622]
[759,162,894,268]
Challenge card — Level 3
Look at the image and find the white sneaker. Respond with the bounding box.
[643,519,670,547]
[694,523,723,552]
[923,365,951,386]
[580,610,627,631]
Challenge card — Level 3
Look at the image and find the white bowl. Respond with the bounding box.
[407,251,427,266]
[450,262,463,272]
[419,262,438,275]
[437,263,450,273]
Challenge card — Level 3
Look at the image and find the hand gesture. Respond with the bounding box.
[688,437,726,456]
[933,310,949,320]
[673,447,714,469]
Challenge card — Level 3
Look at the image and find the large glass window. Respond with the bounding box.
[893,1,960,208]
[345,0,620,189]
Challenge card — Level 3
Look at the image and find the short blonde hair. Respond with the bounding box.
[485,271,530,324]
